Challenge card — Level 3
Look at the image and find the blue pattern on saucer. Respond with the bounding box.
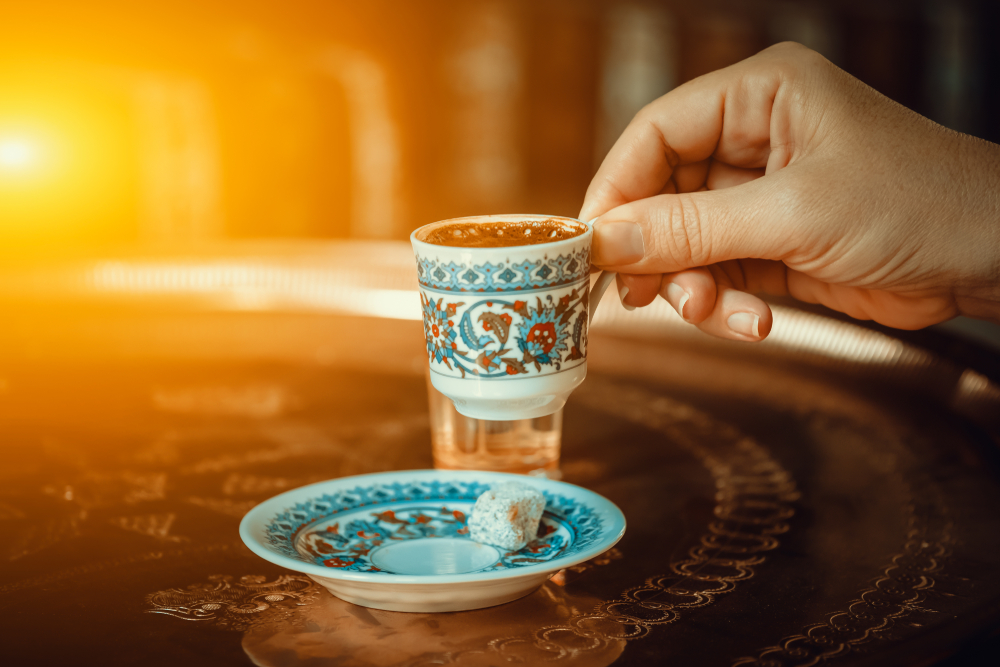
[264,480,603,575]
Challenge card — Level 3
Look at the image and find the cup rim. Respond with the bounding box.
[410,214,592,252]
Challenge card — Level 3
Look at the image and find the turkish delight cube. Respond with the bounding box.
[468,481,546,551]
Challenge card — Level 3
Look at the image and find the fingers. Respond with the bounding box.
[670,158,764,193]
[784,270,959,329]
[694,286,773,341]
[580,44,806,222]
[617,273,661,310]
[673,160,709,193]
[618,268,717,322]
[616,266,772,341]
[706,160,765,190]
[590,172,795,273]
[658,268,716,322]
[614,258,954,341]
[658,266,770,341]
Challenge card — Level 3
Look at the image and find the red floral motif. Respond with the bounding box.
[526,322,558,354]
[431,324,440,337]
[513,300,526,311]
[481,312,512,332]
[323,557,357,568]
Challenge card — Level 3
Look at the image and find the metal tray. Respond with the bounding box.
[1,241,998,666]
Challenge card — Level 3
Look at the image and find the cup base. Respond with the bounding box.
[429,363,586,421]
[452,396,568,420]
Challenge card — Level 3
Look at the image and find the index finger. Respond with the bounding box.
[579,47,785,221]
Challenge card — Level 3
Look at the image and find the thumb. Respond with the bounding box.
[590,176,794,273]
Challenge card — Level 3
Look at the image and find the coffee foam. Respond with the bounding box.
[421,219,586,248]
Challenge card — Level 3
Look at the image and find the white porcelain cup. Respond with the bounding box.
[410,214,616,421]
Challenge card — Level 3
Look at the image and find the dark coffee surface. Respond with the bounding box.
[422,219,585,248]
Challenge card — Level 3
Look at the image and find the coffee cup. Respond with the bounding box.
[410,214,616,421]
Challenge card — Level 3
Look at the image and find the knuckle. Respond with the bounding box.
[650,195,707,268]
[760,41,829,79]
[766,41,814,61]
[630,103,661,137]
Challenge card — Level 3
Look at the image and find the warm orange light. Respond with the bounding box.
[0,66,138,250]
[0,138,37,170]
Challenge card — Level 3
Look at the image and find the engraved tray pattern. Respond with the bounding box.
[1,241,999,667]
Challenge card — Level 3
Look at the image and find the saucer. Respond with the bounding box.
[239,470,626,612]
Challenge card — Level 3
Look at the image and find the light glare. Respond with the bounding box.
[0,139,36,169]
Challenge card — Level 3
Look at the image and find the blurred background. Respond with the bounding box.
[6,6,1000,665]
[2,0,998,253]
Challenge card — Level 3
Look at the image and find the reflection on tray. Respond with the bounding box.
[241,579,625,667]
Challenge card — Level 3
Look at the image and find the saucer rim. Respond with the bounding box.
[239,469,626,585]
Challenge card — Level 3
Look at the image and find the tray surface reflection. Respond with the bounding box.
[1,248,1000,666]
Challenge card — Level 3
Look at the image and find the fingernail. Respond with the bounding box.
[665,282,690,321]
[727,312,760,338]
[618,285,635,311]
[593,221,644,265]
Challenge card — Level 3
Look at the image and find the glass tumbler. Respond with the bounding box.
[426,374,562,478]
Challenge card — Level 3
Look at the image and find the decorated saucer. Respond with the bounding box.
[239,470,626,612]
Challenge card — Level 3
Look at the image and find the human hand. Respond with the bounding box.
[581,42,1000,341]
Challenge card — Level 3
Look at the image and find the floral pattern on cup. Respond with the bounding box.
[420,283,588,379]
[415,248,590,292]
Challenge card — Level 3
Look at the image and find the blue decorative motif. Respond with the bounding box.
[415,248,589,292]
[511,260,540,286]
[263,480,604,575]
[474,262,504,285]
[421,295,462,367]
[497,267,517,284]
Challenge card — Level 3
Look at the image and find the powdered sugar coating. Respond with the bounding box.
[468,481,546,551]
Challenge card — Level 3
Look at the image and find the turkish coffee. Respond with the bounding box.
[422,219,586,248]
